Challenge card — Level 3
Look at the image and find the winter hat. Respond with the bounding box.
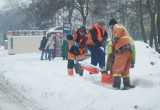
[109,18,118,25]
[42,36,46,40]
[97,19,105,26]
[79,26,86,33]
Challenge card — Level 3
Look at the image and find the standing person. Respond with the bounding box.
[45,34,50,59]
[67,26,88,76]
[109,18,135,90]
[45,35,55,61]
[87,19,108,71]
[39,36,48,60]
[61,39,69,60]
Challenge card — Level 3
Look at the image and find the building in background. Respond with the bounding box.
[6,26,63,57]
[7,30,46,55]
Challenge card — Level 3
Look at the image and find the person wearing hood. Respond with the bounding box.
[39,36,48,60]
[45,35,55,61]
[61,39,69,60]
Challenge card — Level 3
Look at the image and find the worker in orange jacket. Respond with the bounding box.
[109,18,135,90]
[87,19,108,71]
[67,26,88,76]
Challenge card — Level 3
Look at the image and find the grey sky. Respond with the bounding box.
[0,0,6,9]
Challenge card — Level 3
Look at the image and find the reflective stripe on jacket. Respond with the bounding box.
[68,29,88,60]
[112,24,130,50]
[87,23,106,46]
[107,36,136,67]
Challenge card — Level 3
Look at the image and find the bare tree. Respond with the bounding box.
[146,0,158,51]
[157,0,160,48]
[74,0,90,26]
[0,0,30,33]
[139,0,147,43]
[65,0,75,23]
[112,0,147,42]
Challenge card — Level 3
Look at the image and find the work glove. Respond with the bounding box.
[67,34,73,40]
[112,37,119,43]
[74,42,80,48]
[131,64,134,68]
[74,48,80,56]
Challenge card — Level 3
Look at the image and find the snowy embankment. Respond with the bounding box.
[0,41,160,110]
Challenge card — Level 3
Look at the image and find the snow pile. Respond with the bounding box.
[0,41,160,110]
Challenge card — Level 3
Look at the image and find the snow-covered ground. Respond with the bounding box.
[0,41,160,110]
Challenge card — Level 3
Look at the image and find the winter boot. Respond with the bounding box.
[113,76,121,90]
[122,78,135,90]
[79,69,84,76]
[68,69,74,76]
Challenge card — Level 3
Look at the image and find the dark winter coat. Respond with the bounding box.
[61,39,69,56]
[39,36,47,51]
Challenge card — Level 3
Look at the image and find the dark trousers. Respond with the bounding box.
[67,59,83,76]
[62,56,68,60]
[48,49,54,61]
[67,59,74,69]
[87,45,105,68]
[41,50,48,60]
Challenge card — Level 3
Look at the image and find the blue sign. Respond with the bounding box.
[63,22,71,34]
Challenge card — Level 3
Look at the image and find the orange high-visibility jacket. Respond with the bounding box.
[87,23,107,46]
[68,29,88,60]
[112,24,131,50]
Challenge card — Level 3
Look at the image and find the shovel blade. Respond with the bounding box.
[74,62,83,76]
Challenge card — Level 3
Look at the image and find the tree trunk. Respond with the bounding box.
[68,7,73,23]
[139,0,147,43]
[82,17,86,26]
[151,15,158,51]
[157,0,160,48]
[79,6,87,26]
[147,0,158,51]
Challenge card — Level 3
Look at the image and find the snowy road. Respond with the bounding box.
[0,71,44,110]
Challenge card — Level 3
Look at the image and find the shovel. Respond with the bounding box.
[79,62,113,84]
[74,59,84,76]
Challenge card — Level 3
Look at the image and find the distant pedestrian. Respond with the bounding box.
[39,36,48,60]
[61,39,69,60]
[45,35,55,61]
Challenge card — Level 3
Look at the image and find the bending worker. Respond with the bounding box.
[87,19,108,72]
[67,26,88,76]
